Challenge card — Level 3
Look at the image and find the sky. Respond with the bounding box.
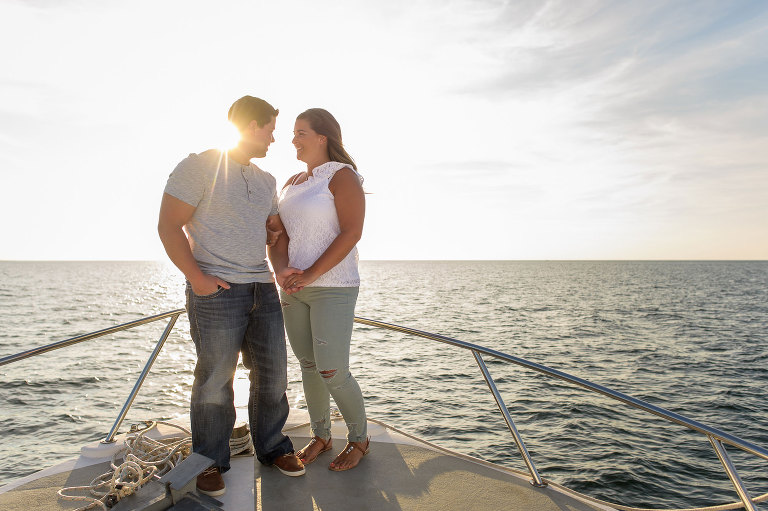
[0,0,766,261]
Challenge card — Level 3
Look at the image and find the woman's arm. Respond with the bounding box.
[285,168,364,289]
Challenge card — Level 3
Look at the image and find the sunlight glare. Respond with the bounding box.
[213,121,241,151]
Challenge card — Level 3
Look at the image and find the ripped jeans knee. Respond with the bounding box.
[319,368,353,390]
[299,357,316,371]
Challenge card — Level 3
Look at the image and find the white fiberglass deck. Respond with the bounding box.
[0,408,612,511]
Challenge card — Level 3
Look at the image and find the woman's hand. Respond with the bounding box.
[276,267,304,294]
[280,267,320,294]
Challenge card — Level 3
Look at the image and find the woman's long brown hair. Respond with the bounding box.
[297,108,357,171]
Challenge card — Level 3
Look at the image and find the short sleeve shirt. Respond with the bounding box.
[164,149,278,284]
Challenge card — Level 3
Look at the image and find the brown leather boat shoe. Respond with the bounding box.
[196,466,226,496]
[272,453,306,477]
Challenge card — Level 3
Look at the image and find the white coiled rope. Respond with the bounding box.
[57,420,253,510]
[57,421,192,511]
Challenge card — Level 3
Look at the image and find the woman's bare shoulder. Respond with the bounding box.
[329,167,364,196]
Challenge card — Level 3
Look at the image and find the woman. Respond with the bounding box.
[270,108,368,471]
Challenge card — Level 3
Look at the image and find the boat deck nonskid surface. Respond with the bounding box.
[0,409,611,511]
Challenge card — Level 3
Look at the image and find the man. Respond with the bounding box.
[158,96,305,497]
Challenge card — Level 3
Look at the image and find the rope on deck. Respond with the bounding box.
[56,420,254,510]
[57,421,192,511]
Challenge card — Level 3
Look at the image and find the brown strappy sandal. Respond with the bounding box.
[328,438,370,472]
[296,436,333,465]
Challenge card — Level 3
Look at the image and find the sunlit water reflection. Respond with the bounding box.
[1,260,766,509]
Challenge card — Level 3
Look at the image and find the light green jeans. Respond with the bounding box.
[280,286,367,442]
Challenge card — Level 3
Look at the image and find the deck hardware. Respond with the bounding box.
[110,452,223,510]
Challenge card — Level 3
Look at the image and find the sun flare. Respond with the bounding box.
[213,121,241,151]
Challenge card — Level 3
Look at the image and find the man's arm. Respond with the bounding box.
[158,193,229,295]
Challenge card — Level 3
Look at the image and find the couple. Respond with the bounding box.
[157,95,368,497]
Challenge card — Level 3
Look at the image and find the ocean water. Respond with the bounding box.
[0,260,766,509]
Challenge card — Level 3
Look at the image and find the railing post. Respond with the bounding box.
[102,313,181,443]
[708,435,757,511]
[472,350,546,487]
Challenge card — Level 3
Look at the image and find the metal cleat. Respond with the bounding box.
[111,453,222,511]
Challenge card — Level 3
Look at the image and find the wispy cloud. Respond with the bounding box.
[414,1,768,248]
[0,0,765,259]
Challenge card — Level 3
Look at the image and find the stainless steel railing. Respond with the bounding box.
[102,310,184,443]
[1,310,766,510]
[352,316,767,511]
[0,308,186,443]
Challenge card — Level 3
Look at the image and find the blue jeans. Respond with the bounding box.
[186,281,293,470]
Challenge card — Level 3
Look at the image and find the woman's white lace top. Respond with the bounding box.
[278,161,364,287]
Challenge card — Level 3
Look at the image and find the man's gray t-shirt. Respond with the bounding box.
[164,149,279,284]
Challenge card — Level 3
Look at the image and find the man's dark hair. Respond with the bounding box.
[228,96,279,131]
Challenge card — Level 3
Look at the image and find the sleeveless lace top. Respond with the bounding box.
[278,161,364,287]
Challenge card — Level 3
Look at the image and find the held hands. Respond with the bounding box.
[276,267,304,294]
[276,267,319,294]
[190,274,230,296]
